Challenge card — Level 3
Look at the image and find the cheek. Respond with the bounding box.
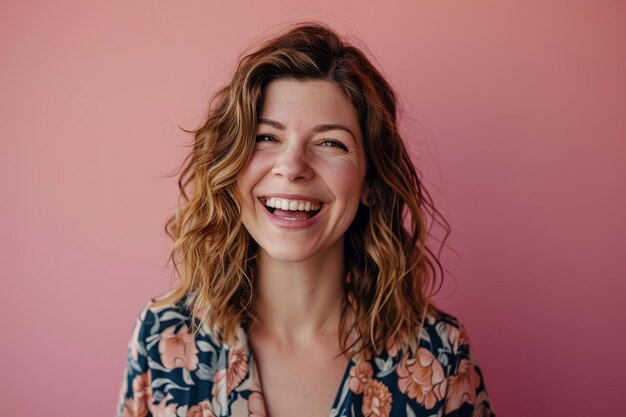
[336,177,360,197]
[236,156,267,195]
[321,161,366,202]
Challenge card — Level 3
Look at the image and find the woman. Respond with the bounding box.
[117,23,495,417]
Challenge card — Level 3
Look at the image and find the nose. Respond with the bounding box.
[271,143,314,182]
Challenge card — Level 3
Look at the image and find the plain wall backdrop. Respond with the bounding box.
[2,1,625,416]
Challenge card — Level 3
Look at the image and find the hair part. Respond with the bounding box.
[156,22,451,357]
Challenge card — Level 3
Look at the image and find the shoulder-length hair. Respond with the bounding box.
[157,22,450,357]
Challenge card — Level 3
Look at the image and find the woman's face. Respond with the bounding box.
[237,79,367,263]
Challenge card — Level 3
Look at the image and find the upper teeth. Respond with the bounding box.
[265,197,321,211]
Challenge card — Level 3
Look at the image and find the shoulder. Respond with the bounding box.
[124,291,227,381]
[377,311,474,379]
[125,294,190,369]
[391,312,495,416]
[126,295,225,397]
[119,294,239,415]
[347,312,495,416]
[421,310,472,357]
[394,310,475,382]
[136,293,194,333]
[131,292,222,350]
[424,312,496,415]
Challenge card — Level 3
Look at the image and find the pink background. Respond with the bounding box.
[2,1,625,416]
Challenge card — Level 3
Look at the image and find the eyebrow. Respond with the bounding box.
[257,118,358,141]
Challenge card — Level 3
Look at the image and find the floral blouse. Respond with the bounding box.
[117,297,495,417]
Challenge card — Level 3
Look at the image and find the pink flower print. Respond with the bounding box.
[349,361,374,394]
[397,348,447,410]
[150,393,177,417]
[362,379,393,417]
[248,391,267,417]
[444,358,481,414]
[121,371,152,417]
[188,400,215,417]
[211,347,249,402]
[439,323,470,355]
[227,347,249,392]
[158,325,199,371]
[212,368,228,409]
[458,325,470,346]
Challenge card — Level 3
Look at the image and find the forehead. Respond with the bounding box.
[258,79,360,133]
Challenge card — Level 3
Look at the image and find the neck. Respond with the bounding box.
[250,238,346,346]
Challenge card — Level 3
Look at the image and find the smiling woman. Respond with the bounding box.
[237,79,367,261]
[117,22,495,417]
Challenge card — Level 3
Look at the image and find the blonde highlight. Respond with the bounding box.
[156,22,451,356]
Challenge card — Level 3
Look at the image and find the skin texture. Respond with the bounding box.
[237,78,367,265]
[236,79,367,417]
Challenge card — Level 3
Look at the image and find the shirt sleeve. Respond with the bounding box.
[442,323,496,417]
[116,305,154,417]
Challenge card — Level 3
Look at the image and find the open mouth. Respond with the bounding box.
[260,197,323,220]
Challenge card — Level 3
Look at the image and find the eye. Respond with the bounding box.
[255,134,276,142]
[320,139,348,151]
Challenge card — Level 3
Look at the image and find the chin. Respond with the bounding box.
[262,248,316,264]
[256,239,330,263]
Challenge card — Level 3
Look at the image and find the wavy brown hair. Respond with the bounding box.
[156,22,451,357]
